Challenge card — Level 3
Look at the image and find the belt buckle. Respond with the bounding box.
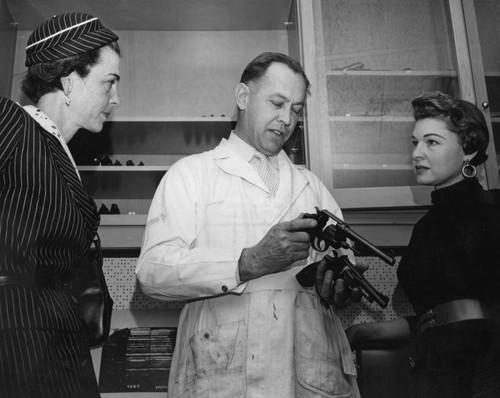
[420,309,437,332]
[420,308,434,322]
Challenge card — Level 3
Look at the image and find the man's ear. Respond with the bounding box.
[235,82,250,110]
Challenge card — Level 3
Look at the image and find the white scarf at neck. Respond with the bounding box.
[22,104,81,181]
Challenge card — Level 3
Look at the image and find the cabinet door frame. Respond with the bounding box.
[296,0,334,187]
[461,0,500,189]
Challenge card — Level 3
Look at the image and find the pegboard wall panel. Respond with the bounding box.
[103,256,415,325]
[103,258,185,310]
[337,256,415,326]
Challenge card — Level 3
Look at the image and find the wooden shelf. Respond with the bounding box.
[333,164,412,170]
[333,186,433,209]
[108,116,236,122]
[326,70,457,77]
[329,116,414,122]
[79,166,170,172]
[100,214,147,225]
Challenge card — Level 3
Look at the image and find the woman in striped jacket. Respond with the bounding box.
[0,12,120,397]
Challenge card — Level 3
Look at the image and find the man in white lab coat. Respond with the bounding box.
[136,52,360,397]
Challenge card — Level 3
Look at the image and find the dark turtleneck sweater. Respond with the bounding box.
[397,177,500,316]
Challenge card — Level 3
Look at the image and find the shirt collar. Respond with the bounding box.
[228,131,279,168]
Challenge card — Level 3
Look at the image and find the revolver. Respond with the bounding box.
[296,207,395,308]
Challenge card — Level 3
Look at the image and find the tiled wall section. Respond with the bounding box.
[103,256,415,325]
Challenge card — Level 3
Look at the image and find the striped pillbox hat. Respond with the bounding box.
[25,12,118,67]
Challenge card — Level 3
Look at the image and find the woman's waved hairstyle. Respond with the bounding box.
[22,41,120,103]
[411,91,489,165]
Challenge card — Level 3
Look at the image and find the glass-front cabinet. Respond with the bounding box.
[464,0,500,187]
[299,0,499,209]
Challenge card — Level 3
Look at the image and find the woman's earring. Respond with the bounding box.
[462,159,477,178]
[64,87,71,106]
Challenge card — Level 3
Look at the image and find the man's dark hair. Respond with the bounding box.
[412,91,489,165]
[240,52,311,95]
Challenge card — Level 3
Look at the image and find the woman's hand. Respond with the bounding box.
[315,256,367,307]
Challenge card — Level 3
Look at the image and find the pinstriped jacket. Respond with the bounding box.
[0,96,99,331]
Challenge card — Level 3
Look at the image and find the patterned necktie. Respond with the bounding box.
[251,152,279,196]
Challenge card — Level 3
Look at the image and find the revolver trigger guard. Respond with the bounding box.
[313,238,327,252]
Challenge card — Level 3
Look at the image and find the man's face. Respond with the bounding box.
[240,62,306,156]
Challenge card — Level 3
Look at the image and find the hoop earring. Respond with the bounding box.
[462,159,477,178]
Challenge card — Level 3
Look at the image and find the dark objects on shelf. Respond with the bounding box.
[109,203,121,214]
[98,204,110,215]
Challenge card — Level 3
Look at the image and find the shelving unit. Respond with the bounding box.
[298,0,477,208]
[4,1,302,246]
[8,0,500,246]
[67,118,235,220]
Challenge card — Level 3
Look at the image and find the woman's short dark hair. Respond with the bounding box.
[240,52,311,95]
[411,91,489,165]
[22,41,121,103]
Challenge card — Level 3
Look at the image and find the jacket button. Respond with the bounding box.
[221,285,228,292]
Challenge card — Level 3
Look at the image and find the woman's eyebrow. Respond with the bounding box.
[423,133,445,139]
[107,73,121,81]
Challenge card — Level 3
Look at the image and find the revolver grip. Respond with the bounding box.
[295,262,318,288]
[295,255,343,288]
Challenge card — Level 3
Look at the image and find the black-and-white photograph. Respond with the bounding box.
[1,1,499,397]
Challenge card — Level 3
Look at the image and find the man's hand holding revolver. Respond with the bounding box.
[237,213,368,308]
[238,216,317,282]
[296,207,395,308]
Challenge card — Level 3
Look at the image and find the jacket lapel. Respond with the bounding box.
[43,129,99,237]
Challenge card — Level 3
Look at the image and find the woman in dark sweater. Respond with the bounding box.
[346,91,500,398]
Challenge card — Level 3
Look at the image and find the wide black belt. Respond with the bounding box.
[419,299,493,333]
[0,273,70,290]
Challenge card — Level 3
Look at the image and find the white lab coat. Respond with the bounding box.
[136,136,359,397]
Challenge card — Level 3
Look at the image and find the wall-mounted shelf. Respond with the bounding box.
[108,116,236,122]
[326,70,457,77]
[100,214,148,225]
[333,164,413,170]
[79,166,170,172]
[329,116,414,122]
